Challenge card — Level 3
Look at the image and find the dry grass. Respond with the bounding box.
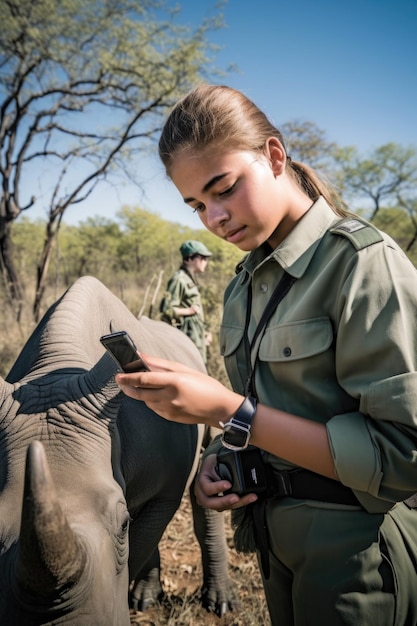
[130,493,271,626]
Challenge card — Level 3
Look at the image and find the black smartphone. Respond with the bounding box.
[100,331,151,373]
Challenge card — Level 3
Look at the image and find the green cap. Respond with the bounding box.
[180,240,213,259]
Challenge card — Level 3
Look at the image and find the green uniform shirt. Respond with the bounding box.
[160,265,207,363]
[219,197,417,513]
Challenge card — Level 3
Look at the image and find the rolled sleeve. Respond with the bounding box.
[329,242,417,509]
[327,412,383,492]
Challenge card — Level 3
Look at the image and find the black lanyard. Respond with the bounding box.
[243,271,296,397]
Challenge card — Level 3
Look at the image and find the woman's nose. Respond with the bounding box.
[205,201,229,229]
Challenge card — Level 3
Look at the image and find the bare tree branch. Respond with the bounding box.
[0,0,228,319]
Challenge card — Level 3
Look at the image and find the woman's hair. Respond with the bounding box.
[159,84,348,215]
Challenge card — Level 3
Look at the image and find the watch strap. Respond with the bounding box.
[220,396,257,450]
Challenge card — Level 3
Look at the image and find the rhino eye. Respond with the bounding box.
[115,511,130,571]
[119,514,131,539]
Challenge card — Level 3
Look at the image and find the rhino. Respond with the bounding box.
[0,276,235,625]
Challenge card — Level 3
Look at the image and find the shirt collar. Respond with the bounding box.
[180,264,197,284]
[241,196,340,279]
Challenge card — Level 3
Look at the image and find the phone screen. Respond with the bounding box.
[100,331,150,372]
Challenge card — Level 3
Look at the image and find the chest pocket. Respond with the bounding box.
[220,324,245,357]
[259,317,333,362]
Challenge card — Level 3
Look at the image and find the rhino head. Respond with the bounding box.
[0,276,158,625]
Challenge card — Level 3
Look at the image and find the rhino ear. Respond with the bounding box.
[84,354,122,403]
[16,441,86,597]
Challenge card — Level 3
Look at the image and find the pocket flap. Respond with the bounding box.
[259,317,333,362]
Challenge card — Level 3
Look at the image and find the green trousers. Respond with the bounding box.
[259,499,417,625]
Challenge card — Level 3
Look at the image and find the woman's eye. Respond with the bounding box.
[220,182,236,197]
[191,182,236,212]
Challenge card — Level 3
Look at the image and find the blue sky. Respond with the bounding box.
[32,0,417,228]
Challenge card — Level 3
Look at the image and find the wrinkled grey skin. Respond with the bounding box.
[0,276,235,626]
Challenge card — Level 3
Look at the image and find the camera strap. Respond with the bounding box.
[243,271,296,397]
[241,270,296,579]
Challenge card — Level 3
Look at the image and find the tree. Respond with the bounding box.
[372,206,417,263]
[0,0,226,320]
[281,120,337,173]
[333,143,417,248]
[117,205,190,271]
[60,217,124,282]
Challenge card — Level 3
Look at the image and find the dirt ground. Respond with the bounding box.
[129,493,271,626]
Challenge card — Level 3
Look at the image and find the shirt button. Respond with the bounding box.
[260,283,268,293]
[283,347,292,357]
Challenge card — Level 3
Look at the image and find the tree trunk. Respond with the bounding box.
[406,230,417,252]
[33,218,61,323]
[0,217,23,322]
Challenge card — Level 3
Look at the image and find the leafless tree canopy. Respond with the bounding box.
[0,0,225,319]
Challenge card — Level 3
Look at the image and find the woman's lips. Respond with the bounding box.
[225,226,246,244]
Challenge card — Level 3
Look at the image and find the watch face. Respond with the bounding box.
[222,424,250,449]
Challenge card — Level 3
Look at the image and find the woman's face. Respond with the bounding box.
[170,141,293,251]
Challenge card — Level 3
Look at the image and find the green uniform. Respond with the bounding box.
[210,197,417,624]
[160,265,207,363]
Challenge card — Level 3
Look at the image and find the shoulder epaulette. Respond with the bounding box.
[330,217,383,251]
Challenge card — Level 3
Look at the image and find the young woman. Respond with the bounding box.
[116,84,417,625]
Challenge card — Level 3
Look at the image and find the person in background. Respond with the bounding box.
[160,237,233,616]
[117,84,417,625]
[160,239,212,364]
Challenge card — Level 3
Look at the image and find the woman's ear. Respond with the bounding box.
[265,137,286,176]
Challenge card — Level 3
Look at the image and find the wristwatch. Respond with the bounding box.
[219,396,258,451]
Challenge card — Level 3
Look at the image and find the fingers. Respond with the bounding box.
[115,370,163,390]
[195,483,257,512]
[194,455,258,512]
[137,353,198,374]
[194,477,240,512]
[114,361,242,428]
[115,369,196,394]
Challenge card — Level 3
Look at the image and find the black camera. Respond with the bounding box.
[215,445,268,496]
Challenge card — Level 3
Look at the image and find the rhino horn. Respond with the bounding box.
[16,441,86,595]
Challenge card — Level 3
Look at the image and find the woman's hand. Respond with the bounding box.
[194,454,258,512]
[115,354,243,428]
